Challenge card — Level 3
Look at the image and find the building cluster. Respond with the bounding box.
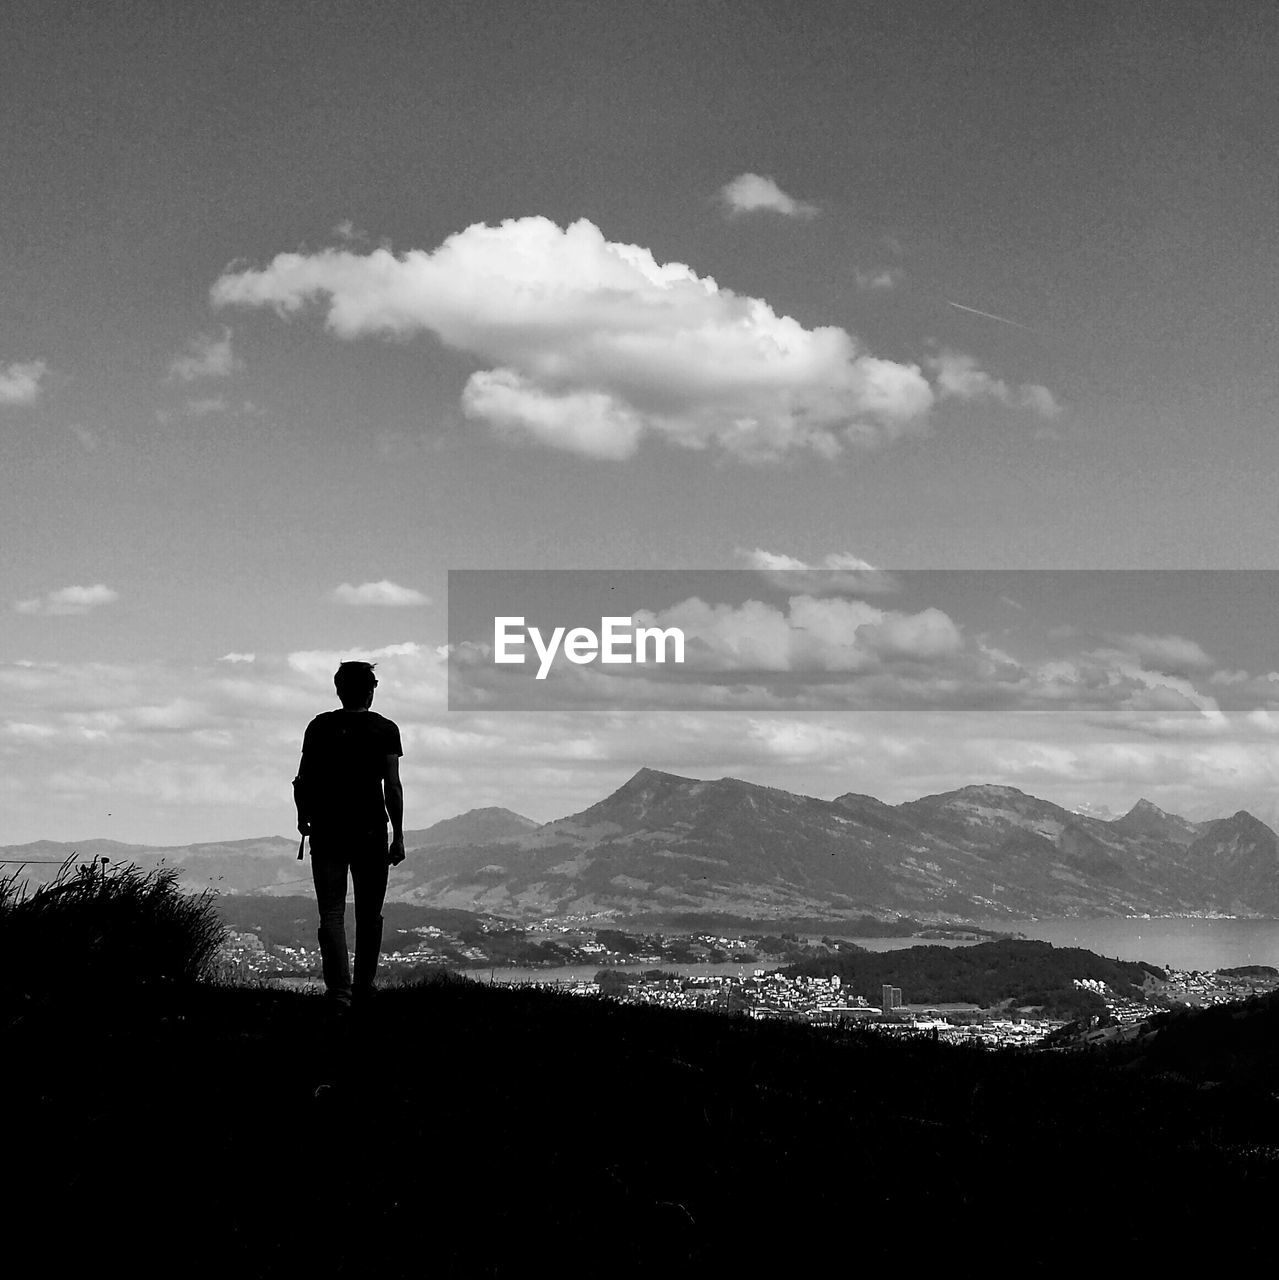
[217,929,1278,1051]
[1072,968,1279,1033]
[1154,968,1279,1007]
[1072,977,1150,1027]
[512,970,1071,1047]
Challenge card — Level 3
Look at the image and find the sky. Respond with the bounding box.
[4,0,1279,844]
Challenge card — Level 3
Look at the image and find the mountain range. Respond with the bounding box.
[7,769,1279,922]
[398,770,1279,921]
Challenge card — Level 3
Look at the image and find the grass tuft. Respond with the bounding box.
[0,856,225,1003]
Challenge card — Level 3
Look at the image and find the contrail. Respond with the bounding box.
[945,300,1037,333]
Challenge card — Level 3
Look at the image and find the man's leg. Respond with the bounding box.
[350,830,390,998]
[311,843,353,1004]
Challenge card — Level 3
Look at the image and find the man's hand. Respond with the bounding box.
[389,834,406,866]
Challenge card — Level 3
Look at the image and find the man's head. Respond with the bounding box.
[334,660,378,709]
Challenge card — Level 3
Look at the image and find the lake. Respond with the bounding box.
[992,916,1279,972]
[474,918,1279,984]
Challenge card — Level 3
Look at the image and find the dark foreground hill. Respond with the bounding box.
[7,977,1279,1276]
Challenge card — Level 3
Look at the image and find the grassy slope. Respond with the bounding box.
[7,977,1279,1276]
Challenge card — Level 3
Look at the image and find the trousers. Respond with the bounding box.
[309,827,389,1000]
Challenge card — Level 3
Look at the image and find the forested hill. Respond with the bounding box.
[786,938,1164,1012]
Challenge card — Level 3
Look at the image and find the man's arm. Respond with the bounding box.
[384,753,405,865]
[293,767,310,836]
[293,716,316,834]
[293,730,313,835]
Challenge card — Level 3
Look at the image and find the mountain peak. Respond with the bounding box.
[1221,809,1271,833]
[908,783,1036,809]
[628,766,687,785]
[610,767,695,797]
[405,806,540,849]
[1128,799,1173,819]
[1110,798,1200,846]
[1192,809,1273,839]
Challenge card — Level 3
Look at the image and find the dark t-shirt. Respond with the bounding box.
[297,709,402,835]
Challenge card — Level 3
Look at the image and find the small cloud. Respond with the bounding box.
[855,269,901,291]
[1020,384,1063,419]
[926,350,1061,418]
[718,173,818,219]
[331,580,430,607]
[742,548,879,574]
[0,360,49,405]
[167,328,239,382]
[332,219,368,244]
[15,584,120,616]
[218,652,256,664]
[738,548,900,596]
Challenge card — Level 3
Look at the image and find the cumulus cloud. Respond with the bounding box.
[331,580,430,607]
[635,594,965,674]
[718,173,819,219]
[0,360,48,405]
[14,584,119,616]
[926,350,1062,418]
[212,216,935,461]
[167,328,239,382]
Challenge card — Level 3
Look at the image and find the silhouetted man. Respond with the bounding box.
[294,660,405,1009]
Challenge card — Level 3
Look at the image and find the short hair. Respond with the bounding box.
[334,660,378,708]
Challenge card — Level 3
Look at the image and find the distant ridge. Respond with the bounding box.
[396,770,1279,922]
[403,806,540,848]
[8,771,1278,920]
